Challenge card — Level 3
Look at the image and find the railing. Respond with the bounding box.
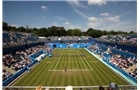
[2,85,137,90]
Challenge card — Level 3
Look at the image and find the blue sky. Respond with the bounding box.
[3,0,137,32]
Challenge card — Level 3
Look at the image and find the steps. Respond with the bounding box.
[125,64,137,73]
[2,64,16,74]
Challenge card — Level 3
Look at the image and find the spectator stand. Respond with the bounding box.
[3,44,51,86]
[85,48,137,85]
[96,34,137,53]
[97,44,137,59]
[3,31,40,48]
[3,49,47,86]
[88,43,137,82]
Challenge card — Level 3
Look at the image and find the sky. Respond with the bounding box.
[3,0,137,32]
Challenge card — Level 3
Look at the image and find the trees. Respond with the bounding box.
[66,29,82,36]
[2,22,137,37]
[86,28,102,38]
[36,27,48,37]
[17,26,26,32]
[47,26,66,36]
[72,29,82,36]
[66,29,73,36]
[60,27,67,36]
[129,31,135,34]
[3,22,9,31]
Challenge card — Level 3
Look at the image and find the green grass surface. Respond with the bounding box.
[13,48,129,86]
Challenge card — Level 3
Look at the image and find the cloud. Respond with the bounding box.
[64,22,70,25]
[41,6,46,9]
[100,12,110,16]
[88,16,98,21]
[11,25,17,27]
[62,22,83,30]
[74,9,88,18]
[121,0,131,7]
[88,22,101,28]
[87,0,107,5]
[66,24,82,30]
[9,24,18,27]
[86,14,136,32]
[57,16,68,21]
[42,16,46,18]
[87,15,121,30]
[120,10,134,17]
[87,16,102,28]
[11,25,16,27]
[41,5,47,11]
[105,15,120,22]
[51,22,58,26]
[66,0,86,8]
[98,19,136,32]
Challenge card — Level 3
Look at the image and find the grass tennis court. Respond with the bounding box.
[13,48,129,86]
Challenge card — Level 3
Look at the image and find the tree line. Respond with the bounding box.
[3,22,136,38]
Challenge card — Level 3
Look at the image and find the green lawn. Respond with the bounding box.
[13,48,129,86]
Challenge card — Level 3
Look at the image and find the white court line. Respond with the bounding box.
[78,50,93,70]
[53,50,64,70]
[77,50,87,70]
[54,62,84,63]
[48,69,91,71]
[48,51,63,70]
[48,59,56,70]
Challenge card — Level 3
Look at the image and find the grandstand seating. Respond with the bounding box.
[49,36,90,41]
[2,43,51,85]
[97,34,137,47]
[3,31,39,47]
[87,42,137,81]
[2,31,137,87]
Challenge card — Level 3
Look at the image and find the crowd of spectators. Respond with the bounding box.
[88,43,106,56]
[97,34,137,47]
[49,36,90,41]
[3,30,39,47]
[3,30,91,48]
[96,42,136,55]
[108,54,137,74]
[3,69,13,81]
[129,68,137,79]
[2,44,51,81]
[3,50,32,71]
[88,43,137,79]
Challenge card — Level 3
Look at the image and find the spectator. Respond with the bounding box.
[109,82,116,90]
[2,69,12,81]
[99,86,104,90]
[35,85,42,90]
[107,87,112,90]
[114,84,119,90]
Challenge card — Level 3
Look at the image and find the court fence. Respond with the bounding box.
[2,85,137,90]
